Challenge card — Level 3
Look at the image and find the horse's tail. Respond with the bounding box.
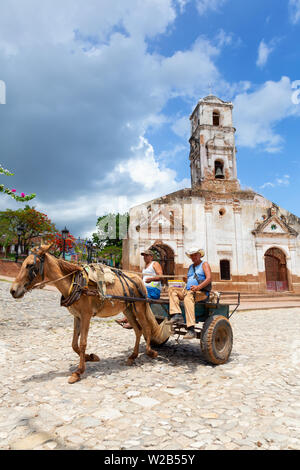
[144,303,171,345]
[139,281,171,345]
[121,273,171,345]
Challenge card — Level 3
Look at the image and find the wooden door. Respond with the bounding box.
[265,248,288,292]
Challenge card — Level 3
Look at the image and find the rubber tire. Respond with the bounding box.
[200,315,233,365]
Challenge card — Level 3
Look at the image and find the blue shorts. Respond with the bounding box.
[146,287,161,299]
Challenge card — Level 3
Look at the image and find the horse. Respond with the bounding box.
[10,244,168,384]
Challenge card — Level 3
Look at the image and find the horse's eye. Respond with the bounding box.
[26,264,34,269]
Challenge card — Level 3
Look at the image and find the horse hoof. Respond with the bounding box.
[68,373,80,384]
[87,354,100,362]
[148,350,158,359]
[126,358,135,366]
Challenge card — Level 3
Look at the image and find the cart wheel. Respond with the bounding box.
[200,315,233,365]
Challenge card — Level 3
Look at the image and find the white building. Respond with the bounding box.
[123,95,300,293]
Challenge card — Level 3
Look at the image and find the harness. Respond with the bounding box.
[25,255,146,310]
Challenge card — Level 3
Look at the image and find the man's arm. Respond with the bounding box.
[190,262,211,292]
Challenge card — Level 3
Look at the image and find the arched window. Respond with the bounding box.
[220,260,230,280]
[213,111,220,126]
[215,160,224,179]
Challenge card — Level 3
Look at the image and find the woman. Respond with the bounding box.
[116,249,163,329]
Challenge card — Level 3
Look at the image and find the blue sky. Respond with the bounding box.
[0,0,299,236]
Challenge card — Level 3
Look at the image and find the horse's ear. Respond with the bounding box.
[37,244,54,256]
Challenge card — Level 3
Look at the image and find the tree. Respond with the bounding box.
[0,164,35,202]
[0,206,56,254]
[99,245,122,266]
[93,212,129,249]
[48,232,76,257]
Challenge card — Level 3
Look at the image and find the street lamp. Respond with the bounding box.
[15,224,25,263]
[86,239,93,264]
[61,226,69,260]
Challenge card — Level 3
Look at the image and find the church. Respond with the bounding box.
[122,95,300,293]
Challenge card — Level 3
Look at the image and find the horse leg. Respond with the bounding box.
[124,307,142,366]
[134,303,158,360]
[72,315,100,363]
[68,313,92,384]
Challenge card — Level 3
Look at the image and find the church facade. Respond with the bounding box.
[122,95,300,293]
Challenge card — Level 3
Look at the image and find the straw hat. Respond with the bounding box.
[185,247,205,259]
[141,249,154,256]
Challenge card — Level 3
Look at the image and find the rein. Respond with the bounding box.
[31,270,80,290]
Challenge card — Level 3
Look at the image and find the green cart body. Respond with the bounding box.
[149,292,240,365]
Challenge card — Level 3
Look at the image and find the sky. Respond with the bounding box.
[0,0,299,237]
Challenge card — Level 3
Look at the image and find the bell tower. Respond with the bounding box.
[189,95,240,192]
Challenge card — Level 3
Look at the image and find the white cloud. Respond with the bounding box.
[35,136,190,236]
[0,0,176,53]
[234,77,300,153]
[196,0,228,15]
[175,0,190,13]
[260,175,290,189]
[289,0,300,24]
[0,1,234,235]
[256,39,277,68]
[171,116,190,139]
[116,137,189,192]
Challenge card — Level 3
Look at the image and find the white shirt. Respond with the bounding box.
[142,261,161,289]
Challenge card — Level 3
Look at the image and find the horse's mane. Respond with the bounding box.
[55,257,82,275]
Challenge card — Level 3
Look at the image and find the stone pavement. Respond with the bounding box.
[0,281,299,450]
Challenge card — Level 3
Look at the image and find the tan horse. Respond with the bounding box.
[10,245,168,384]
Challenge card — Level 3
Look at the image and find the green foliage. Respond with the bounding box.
[93,212,129,249]
[0,165,36,202]
[0,206,56,250]
[99,245,122,265]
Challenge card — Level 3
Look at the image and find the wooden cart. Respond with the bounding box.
[109,292,240,365]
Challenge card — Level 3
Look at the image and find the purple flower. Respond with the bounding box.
[21,192,25,197]
[11,189,16,193]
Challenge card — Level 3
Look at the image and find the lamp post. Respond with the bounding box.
[15,224,25,263]
[61,226,69,260]
[86,239,93,264]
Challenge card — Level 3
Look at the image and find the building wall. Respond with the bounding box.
[123,190,300,293]
[123,95,300,293]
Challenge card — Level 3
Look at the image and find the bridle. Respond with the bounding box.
[23,252,82,292]
[24,253,46,290]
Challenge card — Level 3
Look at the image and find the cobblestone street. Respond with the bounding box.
[0,281,299,450]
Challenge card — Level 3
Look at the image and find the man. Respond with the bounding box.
[168,247,212,340]
[116,249,163,328]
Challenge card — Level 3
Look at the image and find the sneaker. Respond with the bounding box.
[183,327,197,340]
[167,313,183,324]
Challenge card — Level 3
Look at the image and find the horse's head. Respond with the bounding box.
[10,244,52,299]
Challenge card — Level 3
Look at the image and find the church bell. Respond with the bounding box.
[215,166,224,179]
